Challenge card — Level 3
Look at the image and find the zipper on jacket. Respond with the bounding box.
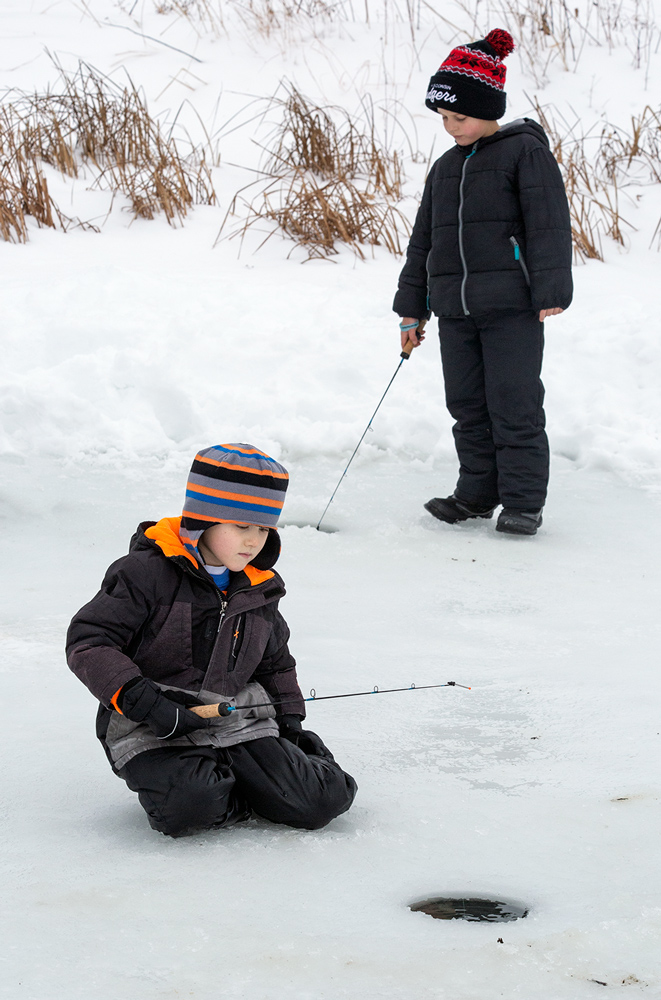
[216,595,228,633]
[458,145,477,316]
[509,236,531,287]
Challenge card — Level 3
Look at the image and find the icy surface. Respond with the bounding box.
[2,456,661,998]
[1,1,661,997]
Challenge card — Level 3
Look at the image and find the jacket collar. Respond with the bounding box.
[141,517,276,588]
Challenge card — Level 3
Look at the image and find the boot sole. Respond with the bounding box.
[424,499,495,524]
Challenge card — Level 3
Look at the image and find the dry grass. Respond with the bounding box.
[0,105,91,243]
[264,87,403,198]
[217,87,409,259]
[533,99,627,260]
[596,105,661,185]
[150,0,343,38]
[531,98,661,261]
[153,0,225,34]
[457,0,658,84]
[0,60,216,243]
[148,0,441,41]
[232,171,408,259]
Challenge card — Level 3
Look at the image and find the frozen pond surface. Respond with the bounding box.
[1,0,661,994]
[2,454,660,999]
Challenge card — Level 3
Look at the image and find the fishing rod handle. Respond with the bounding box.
[400,319,427,359]
[190,702,233,718]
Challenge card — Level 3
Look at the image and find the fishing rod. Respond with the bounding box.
[190,679,470,719]
[316,323,426,531]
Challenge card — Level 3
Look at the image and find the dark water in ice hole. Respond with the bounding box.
[410,897,529,922]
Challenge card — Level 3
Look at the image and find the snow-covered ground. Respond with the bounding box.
[1,1,661,997]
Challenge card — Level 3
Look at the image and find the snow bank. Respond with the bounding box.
[1,1,661,487]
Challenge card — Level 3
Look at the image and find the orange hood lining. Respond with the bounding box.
[144,517,275,585]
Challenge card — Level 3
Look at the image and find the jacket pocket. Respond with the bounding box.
[230,616,272,686]
[509,236,531,287]
[134,602,193,678]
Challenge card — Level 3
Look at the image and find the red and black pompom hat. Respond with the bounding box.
[425,29,515,120]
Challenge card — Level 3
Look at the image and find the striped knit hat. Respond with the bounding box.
[181,444,289,568]
[425,29,515,121]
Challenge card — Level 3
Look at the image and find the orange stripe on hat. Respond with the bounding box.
[195,455,289,479]
[188,483,285,508]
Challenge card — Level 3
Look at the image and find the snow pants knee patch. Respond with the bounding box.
[119,745,250,837]
[227,737,357,831]
[119,737,357,836]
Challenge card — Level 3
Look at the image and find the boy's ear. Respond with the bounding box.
[250,528,281,570]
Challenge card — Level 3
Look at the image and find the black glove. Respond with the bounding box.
[118,677,212,740]
[278,714,334,761]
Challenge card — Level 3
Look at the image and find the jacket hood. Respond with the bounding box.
[138,517,278,583]
[480,117,550,149]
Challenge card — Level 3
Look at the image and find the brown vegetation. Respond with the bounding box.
[533,98,661,261]
[458,0,658,84]
[218,87,409,259]
[0,61,216,243]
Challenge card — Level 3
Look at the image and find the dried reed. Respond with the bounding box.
[235,171,407,258]
[457,0,658,84]
[218,87,409,259]
[0,105,90,242]
[532,99,631,261]
[154,0,225,35]
[264,87,403,198]
[0,60,216,243]
[150,0,434,42]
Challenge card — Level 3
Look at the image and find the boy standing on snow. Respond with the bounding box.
[394,29,572,536]
[66,443,356,837]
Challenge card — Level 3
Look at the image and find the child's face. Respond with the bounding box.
[437,110,499,146]
[198,521,270,570]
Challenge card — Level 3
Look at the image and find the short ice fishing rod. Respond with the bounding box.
[316,321,426,531]
[190,679,470,718]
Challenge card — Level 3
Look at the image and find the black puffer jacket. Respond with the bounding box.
[66,517,305,717]
[393,119,573,319]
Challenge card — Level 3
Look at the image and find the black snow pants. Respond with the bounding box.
[119,736,357,837]
[438,309,549,510]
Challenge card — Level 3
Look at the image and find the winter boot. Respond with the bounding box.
[424,495,496,525]
[496,508,543,535]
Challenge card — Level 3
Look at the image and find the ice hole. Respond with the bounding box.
[280,520,338,533]
[409,897,529,922]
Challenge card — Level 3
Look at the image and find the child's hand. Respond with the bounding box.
[539,308,564,321]
[118,677,212,739]
[400,317,426,350]
[278,715,335,760]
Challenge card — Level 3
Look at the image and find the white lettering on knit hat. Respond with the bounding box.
[427,85,457,103]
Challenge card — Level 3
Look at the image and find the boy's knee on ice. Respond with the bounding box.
[226,737,357,832]
[121,746,248,837]
[122,740,357,837]
[66,444,356,836]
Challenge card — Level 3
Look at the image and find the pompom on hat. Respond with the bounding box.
[425,29,515,121]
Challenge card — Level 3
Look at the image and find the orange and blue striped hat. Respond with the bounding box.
[180,443,289,561]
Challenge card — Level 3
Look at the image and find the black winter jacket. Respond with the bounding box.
[393,119,573,319]
[66,517,305,723]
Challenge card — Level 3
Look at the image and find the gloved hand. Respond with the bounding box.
[118,677,212,740]
[278,714,335,760]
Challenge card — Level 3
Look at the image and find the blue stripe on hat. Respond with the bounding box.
[185,490,282,514]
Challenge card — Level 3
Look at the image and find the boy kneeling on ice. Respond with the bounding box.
[66,444,357,837]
